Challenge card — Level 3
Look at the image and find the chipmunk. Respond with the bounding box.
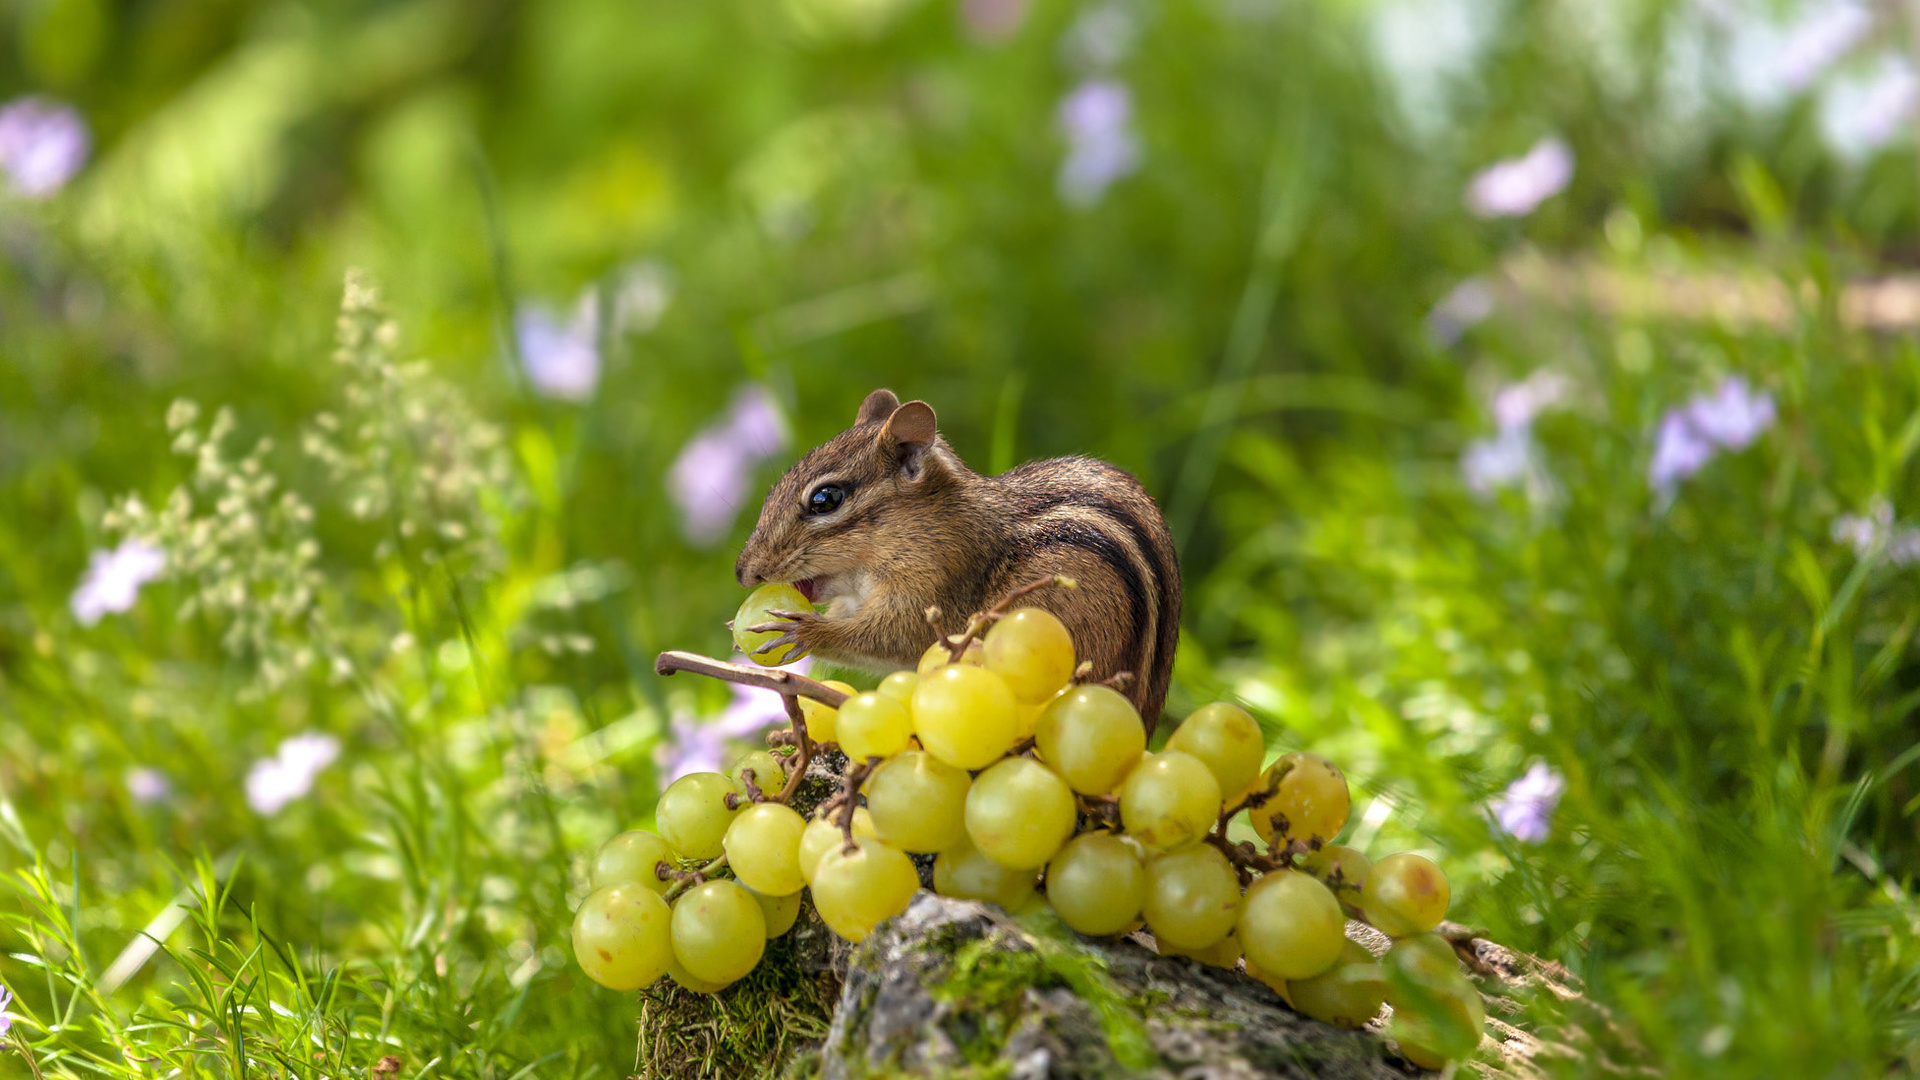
[736,389,1182,726]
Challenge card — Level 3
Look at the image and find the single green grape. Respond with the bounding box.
[1248,752,1350,847]
[865,750,971,853]
[733,583,813,666]
[800,680,857,744]
[1034,684,1146,795]
[811,836,921,942]
[670,880,766,984]
[590,830,675,892]
[913,665,1019,770]
[573,883,676,991]
[1140,843,1242,951]
[1298,844,1371,915]
[727,749,787,799]
[964,756,1076,869]
[1046,831,1146,936]
[798,806,875,885]
[722,802,808,897]
[836,691,915,761]
[656,772,739,860]
[1384,933,1484,1068]
[1287,939,1388,1029]
[667,956,733,994]
[933,836,1039,912]
[981,607,1077,703]
[1118,751,1222,853]
[748,886,802,938]
[1361,852,1450,937]
[1239,869,1346,980]
[875,670,920,703]
[918,637,984,674]
[1166,702,1264,802]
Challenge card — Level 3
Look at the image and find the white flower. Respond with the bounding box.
[1370,0,1496,139]
[515,295,600,402]
[1061,3,1137,71]
[126,767,172,804]
[1820,54,1919,162]
[1488,762,1566,843]
[0,96,90,198]
[1057,79,1143,208]
[614,260,673,335]
[71,539,167,626]
[1832,499,1920,566]
[245,733,342,816]
[1466,137,1574,219]
[1726,0,1872,111]
[1426,277,1497,346]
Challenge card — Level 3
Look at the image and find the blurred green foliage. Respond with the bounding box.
[2,0,1920,1076]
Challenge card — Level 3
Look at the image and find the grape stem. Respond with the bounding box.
[941,574,1079,662]
[771,692,818,803]
[832,757,880,854]
[654,650,853,708]
[660,854,729,902]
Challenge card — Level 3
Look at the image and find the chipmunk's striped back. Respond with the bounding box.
[992,456,1182,726]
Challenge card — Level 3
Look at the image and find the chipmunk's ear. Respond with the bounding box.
[879,400,940,478]
[856,389,900,426]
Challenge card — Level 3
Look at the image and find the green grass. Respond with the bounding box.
[5,1,1920,1076]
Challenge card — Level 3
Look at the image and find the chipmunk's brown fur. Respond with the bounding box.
[736,389,1181,726]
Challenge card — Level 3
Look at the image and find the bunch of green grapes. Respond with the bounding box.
[571,582,1479,1069]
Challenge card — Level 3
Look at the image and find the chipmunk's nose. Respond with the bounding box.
[735,552,762,589]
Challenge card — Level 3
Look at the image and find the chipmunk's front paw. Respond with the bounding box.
[743,608,824,661]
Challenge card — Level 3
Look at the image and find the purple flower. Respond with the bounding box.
[1489,762,1565,843]
[1820,55,1919,161]
[1057,79,1142,208]
[1650,377,1776,501]
[1465,137,1574,219]
[1648,410,1718,497]
[0,96,90,198]
[963,0,1031,42]
[1461,369,1569,500]
[666,385,791,547]
[1491,370,1572,432]
[1426,277,1497,346]
[245,733,342,816]
[126,767,171,804]
[71,539,167,627]
[0,982,12,1035]
[515,296,600,402]
[1684,376,1776,450]
[658,658,812,785]
[1461,427,1538,497]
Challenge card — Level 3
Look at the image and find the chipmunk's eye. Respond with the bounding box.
[806,484,845,515]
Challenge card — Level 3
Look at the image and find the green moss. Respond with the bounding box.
[928,909,1160,1074]
[637,935,839,1080]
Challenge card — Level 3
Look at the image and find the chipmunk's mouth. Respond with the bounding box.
[794,577,825,604]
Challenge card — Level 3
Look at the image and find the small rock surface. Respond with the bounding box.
[819,893,1425,1080]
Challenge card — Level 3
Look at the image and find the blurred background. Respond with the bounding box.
[3,0,1920,1075]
